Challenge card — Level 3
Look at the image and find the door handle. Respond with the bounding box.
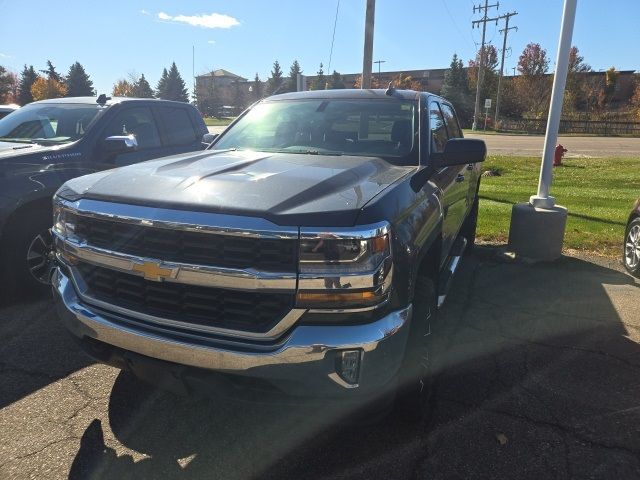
[466,163,474,171]
[456,174,465,183]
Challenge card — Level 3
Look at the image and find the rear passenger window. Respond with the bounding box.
[157,107,197,146]
[429,101,448,153]
[440,103,462,138]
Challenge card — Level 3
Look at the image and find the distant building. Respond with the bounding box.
[195,69,257,116]
[305,68,449,93]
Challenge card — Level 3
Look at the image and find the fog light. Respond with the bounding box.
[337,350,362,385]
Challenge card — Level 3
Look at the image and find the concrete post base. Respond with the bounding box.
[508,202,568,261]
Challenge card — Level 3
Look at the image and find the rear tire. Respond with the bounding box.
[0,207,54,302]
[394,275,436,421]
[624,217,640,278]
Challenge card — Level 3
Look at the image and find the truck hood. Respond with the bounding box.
[65,149,413,226]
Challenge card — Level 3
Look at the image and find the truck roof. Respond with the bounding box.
[268,88,437,102]
[32,96,191,107]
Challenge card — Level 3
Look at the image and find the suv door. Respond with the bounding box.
[427,100,470,264]
[440,102,478,215]
[97,106,166,167]
[153,105,204,157]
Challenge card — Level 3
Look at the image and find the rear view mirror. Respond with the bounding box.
[103,135,137,154]
[433,138,486,168]
[202,133,218,146]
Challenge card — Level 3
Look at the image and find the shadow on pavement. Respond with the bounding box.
[68,246,640,479]
[0,296,92,409]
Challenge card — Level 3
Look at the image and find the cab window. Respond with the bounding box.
[104,107,161,149]
[440,103,462,138]
[429,101,448,153]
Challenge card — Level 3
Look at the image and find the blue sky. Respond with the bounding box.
[1,0,638,96]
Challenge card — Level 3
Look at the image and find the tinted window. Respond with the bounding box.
[429,101,448,153]
[0,103,102,144]
[440,103,462,138]
[157,107,197,146]
[214,99,417,163]
[104,107,161,149]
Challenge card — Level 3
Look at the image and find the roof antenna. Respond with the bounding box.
[96,94,111,105]
[385,82,396,96]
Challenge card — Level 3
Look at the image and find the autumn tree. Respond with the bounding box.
[17,65,39,105]
[31,76,67,100]
[513,43,552,118]
[65,62,95,97]
[131,74,154,98]
[267,60,284,95]
[112,79,134,97]
[630,80,640,120]
[564,46,591,113]
[287,60,302,93]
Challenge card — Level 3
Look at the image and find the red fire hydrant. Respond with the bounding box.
[553,144,567,166]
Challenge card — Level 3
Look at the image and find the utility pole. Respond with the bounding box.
[361,0,376,89]
[471,0,499,130]
[374,59,386,83]
[494,12,518,126]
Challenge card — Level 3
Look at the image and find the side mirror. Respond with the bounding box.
[202,133,218,146]
[103,135,138,154]
[432,138,486,168]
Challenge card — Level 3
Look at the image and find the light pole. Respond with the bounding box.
[508,0,578,261]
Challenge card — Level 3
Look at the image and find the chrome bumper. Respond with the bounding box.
[54,268,412,397]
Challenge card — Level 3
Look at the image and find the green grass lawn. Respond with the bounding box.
[204,117,235,127]
[477,155,640,256]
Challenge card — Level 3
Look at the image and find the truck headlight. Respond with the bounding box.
[296,223,393,310]
[52,199,79,241]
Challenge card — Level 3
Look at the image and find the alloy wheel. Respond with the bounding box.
[26,229,55,285]
[625,224,640,270]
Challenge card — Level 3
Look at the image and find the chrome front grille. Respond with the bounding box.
[76,262,295,334]
[74,215,298,272]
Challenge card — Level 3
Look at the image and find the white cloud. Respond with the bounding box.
[207,40,216,45]
[140,9,150,15]
[156,12,239,29]
[0,52,12,59]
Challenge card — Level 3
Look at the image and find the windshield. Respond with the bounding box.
[214,98,417,163]
[0,103,104,145]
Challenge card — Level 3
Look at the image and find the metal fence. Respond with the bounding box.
[498,118,640,136]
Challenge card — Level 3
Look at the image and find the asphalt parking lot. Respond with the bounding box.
[1,246,639,479]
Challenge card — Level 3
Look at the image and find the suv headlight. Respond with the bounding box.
[296,223,393,310]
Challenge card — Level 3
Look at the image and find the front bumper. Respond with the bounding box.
[54,268,412,399]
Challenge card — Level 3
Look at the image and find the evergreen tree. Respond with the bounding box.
[267,60,284,95]
[312,63,326,90]
[329,70,345,89]
[132,74,154,98]
[17,65,39,105]
[0,66,14,103]
[40,60,63,82]
[441,54,473,126]
[287,60,302,93]
[159,62,189,102]
[156,68,169,99]
[252,73,262,100]
[65,62,95,97]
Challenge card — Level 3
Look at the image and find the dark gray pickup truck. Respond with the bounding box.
[52,89,486,413]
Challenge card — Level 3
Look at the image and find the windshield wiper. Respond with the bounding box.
[0,137,33,144]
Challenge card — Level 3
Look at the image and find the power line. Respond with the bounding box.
[471,0,500,131]
[495,11,518,124]
[327,0,341,73]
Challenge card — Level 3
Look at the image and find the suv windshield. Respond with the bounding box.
[214,98,417,163]
[0,103,104,145]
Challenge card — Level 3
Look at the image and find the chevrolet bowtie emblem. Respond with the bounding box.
[132,261,174,282]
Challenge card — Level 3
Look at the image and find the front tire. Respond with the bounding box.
[0,208,54,301]
[460,197,479,253]
[395,275,436,420]
[624,217,640,278]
